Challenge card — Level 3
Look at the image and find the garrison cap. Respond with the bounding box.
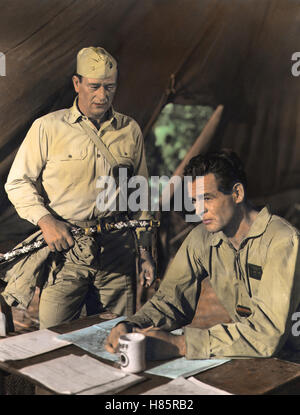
[76,47,117,78]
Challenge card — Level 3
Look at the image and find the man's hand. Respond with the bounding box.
[138,248,156,287]
[105,322,131,353]
[105,324,186,361]
[38,214,74,252]
[137,328,186,361]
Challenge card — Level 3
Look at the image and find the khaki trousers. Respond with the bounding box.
[39,229,137,329]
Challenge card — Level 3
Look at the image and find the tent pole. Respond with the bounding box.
[173,104,224,177]
[160,104,224,205]
[142,73,176,139]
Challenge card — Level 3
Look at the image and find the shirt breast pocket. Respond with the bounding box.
[108,136,135,162]
[50,148,88,184]
[247,263,263,297]
[58,148,87,161]
[109,139,135,177]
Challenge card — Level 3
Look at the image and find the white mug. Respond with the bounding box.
[118,332,146,373]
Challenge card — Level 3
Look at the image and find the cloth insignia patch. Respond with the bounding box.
[248,263,263,280]
[236,305,252,317]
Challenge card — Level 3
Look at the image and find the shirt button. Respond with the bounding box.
[97,154,101,158]
[68,154,72,158]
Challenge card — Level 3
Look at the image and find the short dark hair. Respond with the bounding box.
[184,149,248,197]
[73,73,83,82]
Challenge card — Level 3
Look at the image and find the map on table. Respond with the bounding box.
[58,316,126,362]
[58,318,231,379]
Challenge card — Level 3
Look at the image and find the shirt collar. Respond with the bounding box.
[64,96,118,127]
[209,206,272,247]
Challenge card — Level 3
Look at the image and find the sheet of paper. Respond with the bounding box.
[145,356,231,379]
[188,376,232,394]
[142,376,232,395]
[58,316,126,362]
[20,354,144,395]
[0,329,71,362]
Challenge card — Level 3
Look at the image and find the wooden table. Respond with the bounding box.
[1,314,300,395]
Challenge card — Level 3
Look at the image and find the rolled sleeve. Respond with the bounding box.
[185,326,210,359]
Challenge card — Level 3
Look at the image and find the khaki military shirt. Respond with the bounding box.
[5,98,151,225]
[128,207,300,358]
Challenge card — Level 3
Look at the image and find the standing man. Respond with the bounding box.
[4,46,156,329]
[106,150,300,360]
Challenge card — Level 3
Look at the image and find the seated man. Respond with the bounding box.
[106,149,300,360]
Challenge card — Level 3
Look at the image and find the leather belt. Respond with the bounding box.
[68,213,130,229]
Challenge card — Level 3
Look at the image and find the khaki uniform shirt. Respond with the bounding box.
[5,98,151,225]
[128,207,300,359]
